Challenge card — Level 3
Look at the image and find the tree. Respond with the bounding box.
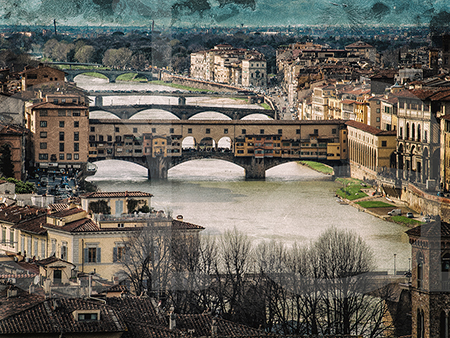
[74,45,95,63]
[0,144,14,178]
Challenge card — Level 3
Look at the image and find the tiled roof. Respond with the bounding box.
[49,207,85,218]
[44,218,99,233]
[406,220,450,238]
[0,205,47,225]
[29,101,87,110]
[0,298,126,335]
[172,219,205,231]
[83,191,153,198]
[37,256,75,267]
[12,214,47,235]
[0,285,44,321]
[346,120,397,136]
[47,203,69,212]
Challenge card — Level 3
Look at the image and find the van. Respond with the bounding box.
[388,209,402,216]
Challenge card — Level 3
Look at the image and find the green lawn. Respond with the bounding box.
[336,186,368,201]
[299,161,334,175]
[260,103,271,110]
[356,201,394,208]
[391,215,423,226]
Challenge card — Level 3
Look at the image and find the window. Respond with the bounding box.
[74,154,79,160]
[278,129,282,135]
[314,129,318,135]
[73,110,81,117]
[170,128,174,133]
[296,129,300,134]
[90,127,95,132]
[113,246,126,262]
[376,108,380,113]
[381,140,387,147]
[10,229,14,247]
[59,132,64,141]
[152,128,156,133]
[40,132,47,138]
[85,247,101,263]
[442,253,450,281]
[59,121,64,128]
[114,127,119,133]
[51,239,56,256]
[39,110,48,116]
[74,121,79,128]
[133,128,138,133]
[40,121,47,127]
[74,143,79,152]
[224,128,228,134]
[332,128,337,134]
[188,128,192,134]
[67,154,72,160]
[417,252,424,288]
[242,129,246,134]
[74,132,79,141]
[78,313,98,321]
[40,239,45,257]
[40,142,47,149]
[59,154,64,160]
[376,117,380,122]
[39,153,48,160]
[59,143,64,152]
[61,242,68,260]
[107,135,112,142]
[206,128,210,134]
[260,129,264,134]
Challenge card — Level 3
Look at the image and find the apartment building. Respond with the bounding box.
[25,92,89,173]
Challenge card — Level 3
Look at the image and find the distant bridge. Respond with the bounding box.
[64,69,154,83]
[88,119,349,179]
[90,104,274,120]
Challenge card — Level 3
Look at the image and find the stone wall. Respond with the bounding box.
[401,184,450,220]
[162,73,242,93]
[349,162,377,182]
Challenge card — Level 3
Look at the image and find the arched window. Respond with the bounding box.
[406,123,410,140]
[440,311,448,338]
[417,124,421,142]
[418,252,424,289]
[412,123,416,141]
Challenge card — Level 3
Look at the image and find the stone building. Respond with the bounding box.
[20,64,66,91]
[406,221,450,338]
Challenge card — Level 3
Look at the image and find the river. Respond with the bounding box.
[77,75,412,273]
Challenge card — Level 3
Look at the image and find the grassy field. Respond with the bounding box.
[298,161,334,175]
[391,215,424,226]
[356,201,394,208]
[335,177,370,201]
[260,103,271,110]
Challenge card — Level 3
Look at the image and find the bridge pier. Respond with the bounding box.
[243,158,266,180]
[146,155,169,180]
[95,96,103,106]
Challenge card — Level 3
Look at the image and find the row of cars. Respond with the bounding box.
[387,208,432,222]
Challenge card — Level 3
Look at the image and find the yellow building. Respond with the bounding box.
[346,120,397,181]
[440,114,450,192]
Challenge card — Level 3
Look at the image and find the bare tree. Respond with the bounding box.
[120,223,173,297]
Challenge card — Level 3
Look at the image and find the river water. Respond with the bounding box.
[77,75,411,273]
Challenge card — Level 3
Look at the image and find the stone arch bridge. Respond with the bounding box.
[90,104,275,120]
[64,69,154,83]
[88,119,349,179]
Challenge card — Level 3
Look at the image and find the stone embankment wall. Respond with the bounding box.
[161,73,242,93]
[401,183,450,220]
[349,162,377,182]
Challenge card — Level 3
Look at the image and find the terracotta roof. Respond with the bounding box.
[346,120,397,136]
[0,205,47,225]
[28,101,87,110]
[47,203,69,212]
[12,214,47,235]
[0,285,44,321]
[406,220,450,238]
[346,41,374,49]
[83,191,153,198]
[37,256,75,267]
[172,219,204,231]
[44,218,99,233]
[0,298,126,335]
[48,207,85,218]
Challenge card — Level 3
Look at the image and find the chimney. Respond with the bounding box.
[169,307,176,330]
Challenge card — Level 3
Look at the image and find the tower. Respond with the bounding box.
[406,220,450,338]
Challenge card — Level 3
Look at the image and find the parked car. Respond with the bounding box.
[406,212,414,218]
[422,216,431,223]
[388,209,402,216]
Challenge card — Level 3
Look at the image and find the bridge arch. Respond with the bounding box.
[129,109,180,120]
[188,111,233,120]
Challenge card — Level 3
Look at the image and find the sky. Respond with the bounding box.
[0,0,449,28]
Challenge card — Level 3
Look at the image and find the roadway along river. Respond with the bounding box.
[77,75,411,274]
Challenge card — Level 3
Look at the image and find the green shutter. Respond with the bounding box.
[96,247,101,263]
